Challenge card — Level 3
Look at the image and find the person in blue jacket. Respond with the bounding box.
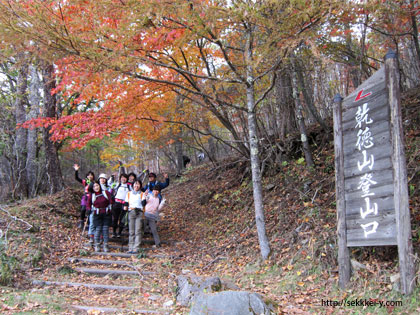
[142,172,169,202]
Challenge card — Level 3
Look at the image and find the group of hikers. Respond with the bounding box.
[74,164,169,254]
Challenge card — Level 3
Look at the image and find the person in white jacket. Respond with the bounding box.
[142,184,165,247]
[124,180,144,254]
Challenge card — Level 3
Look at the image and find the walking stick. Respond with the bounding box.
[80,216,89,244]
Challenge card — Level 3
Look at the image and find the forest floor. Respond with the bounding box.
[1,87,420,314]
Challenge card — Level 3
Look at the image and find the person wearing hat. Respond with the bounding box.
[142,172,169,202]
[98,173,113,193]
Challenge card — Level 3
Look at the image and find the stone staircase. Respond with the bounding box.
[32,233,176,314]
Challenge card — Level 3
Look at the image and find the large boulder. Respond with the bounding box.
[189,291,273,315]
[176,275,222,306]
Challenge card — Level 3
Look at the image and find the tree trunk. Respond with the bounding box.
[175,137,183,175]
[275,68,296,141]
[291,67,314,168]
[14,58,29,199]
[345,24,360,89]
[156,150,161,174]
[295,59,329,132]
[207,126,217,162]
[245,28,271,260]
[410,0,420,67]
[27,64,41,197]
[42,63,64,194]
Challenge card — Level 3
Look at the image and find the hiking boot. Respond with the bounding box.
[117,234,121,238]
[103,243,109,253]
[94,244,101,252]
[112,233,117,238]
[89,237,94,247]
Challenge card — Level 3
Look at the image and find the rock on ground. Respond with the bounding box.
[189,290,273,315]
[176,275,222,306]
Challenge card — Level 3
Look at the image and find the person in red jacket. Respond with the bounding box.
[87,181,113,252]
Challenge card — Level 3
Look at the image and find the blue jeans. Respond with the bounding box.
[93,212,112,244]
[88,212,95,236]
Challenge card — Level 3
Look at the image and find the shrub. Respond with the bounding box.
[0,242,18,286]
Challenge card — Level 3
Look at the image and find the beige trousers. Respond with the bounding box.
[128,210,143,251]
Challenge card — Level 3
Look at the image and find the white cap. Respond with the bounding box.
[98,173,108,180]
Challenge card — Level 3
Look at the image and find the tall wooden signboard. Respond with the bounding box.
[333,50,415,294]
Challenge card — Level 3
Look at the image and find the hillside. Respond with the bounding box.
[1,88,420,314]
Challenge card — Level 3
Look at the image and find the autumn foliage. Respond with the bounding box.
[2,0,345,151]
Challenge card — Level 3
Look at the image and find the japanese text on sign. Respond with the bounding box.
[355,101,378,237]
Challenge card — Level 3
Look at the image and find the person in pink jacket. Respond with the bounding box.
[141,185,165,248]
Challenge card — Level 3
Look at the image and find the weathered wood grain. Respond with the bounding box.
[386,51,415,295]
[340,64,396,247]
[75,267,155,276]
[32,279,137,291]
[333,94,351,288]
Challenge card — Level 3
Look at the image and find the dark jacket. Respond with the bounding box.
[142,178,169,201]
[75,170,93,206]
[142,178,170,191]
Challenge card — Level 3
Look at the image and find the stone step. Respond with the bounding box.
[83,243,148,251]
[71,305,164,314]
[32,279,137,291]
[68,257,130,266]
[75,267,155,276]
[108,237,173,245]
[90,251,174,259]
[91,252,143,258]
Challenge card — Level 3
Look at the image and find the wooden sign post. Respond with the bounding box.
[333,49,415,294]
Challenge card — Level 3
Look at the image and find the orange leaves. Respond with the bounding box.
[5,0,332,153]
[19,117,55,130]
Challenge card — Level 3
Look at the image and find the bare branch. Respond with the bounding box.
[135,116,245,156]
[254,71,277,110]
[0,206,33,231]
